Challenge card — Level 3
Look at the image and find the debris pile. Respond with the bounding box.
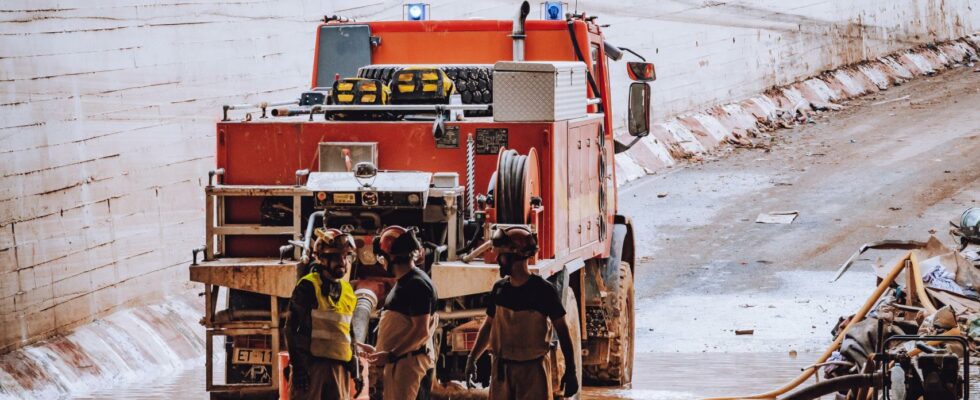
[710,208,980,400]
[810,235,979,399]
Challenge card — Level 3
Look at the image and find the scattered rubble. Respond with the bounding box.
[711,209,980,400]
[756,211,800,224]
[871,95,911,106]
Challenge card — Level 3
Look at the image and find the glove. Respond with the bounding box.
[291,366,310,392]
[560,367,578,397]
[353,376,364,397]
[464,355,478,388]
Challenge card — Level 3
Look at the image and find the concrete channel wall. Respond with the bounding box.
[0,0,977,359]
[0,0,331,355]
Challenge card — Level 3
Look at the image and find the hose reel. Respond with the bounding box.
[493,148,540,224]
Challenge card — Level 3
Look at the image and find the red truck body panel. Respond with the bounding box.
[216,116,610,262]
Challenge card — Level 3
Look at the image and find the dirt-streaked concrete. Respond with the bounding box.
[607,65,979,398]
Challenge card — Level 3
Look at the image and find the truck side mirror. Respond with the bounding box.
[627,62,656,81]
[627,82,651,137]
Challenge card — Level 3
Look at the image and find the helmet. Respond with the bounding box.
[491,226,538,258]
[313,228,356,255]
[373,226,422,258]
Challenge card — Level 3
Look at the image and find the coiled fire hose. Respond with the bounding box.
[708,251,939,400]
[495,149,528,224]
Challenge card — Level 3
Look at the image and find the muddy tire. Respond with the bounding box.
[551,286,583,399]
[583,262,634,386]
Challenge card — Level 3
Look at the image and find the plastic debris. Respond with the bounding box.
[755,211,799,224]
[922,264,980,299]
[967,316,980,342]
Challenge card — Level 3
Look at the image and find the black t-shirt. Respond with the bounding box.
[384,267,437,316]
[485,275,565,320]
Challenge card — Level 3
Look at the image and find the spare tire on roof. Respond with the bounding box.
[356,64,494,117]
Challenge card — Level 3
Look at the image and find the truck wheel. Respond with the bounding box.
[584,261,634,386]
[552,287,582,399]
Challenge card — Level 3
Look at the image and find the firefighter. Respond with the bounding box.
[285,228,362,400]
[357,226,438,400]
[464,226,579,399]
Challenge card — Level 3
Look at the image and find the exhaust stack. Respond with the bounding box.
[511,1,530,61]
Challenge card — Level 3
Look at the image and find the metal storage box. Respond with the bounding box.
[492,61,587,122]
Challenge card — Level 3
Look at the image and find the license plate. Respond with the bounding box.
[333,193,356,204]
[232,347,273,365]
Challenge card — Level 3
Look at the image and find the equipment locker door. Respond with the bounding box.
[567,125,583,250]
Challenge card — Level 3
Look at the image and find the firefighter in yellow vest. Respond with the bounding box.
[465,226,579,399]
[286,228,362,400]
[357,226,438,400]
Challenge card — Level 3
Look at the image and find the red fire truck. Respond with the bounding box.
[190,2,654,398]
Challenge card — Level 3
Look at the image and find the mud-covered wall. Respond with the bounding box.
[0,0,977,354]
[0,0,330,353]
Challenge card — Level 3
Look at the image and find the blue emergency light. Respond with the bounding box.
[542,2,564,20]
[405,3,427,21]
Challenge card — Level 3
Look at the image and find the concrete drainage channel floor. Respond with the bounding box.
[62,58,980,399]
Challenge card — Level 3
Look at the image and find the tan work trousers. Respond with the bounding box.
[290,357,349,400]
[488,354,552,400]
[382,352,431,400]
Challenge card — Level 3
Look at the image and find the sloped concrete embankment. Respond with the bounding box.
[0,295,201,400]
[613,34,980,185]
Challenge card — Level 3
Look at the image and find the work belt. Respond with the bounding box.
[495,355,545,380]
[388,346,428,373]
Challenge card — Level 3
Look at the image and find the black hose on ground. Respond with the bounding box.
[781,373,881,400]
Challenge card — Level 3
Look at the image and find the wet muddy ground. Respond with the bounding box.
[614,65,979,398]
[69,66,980,399]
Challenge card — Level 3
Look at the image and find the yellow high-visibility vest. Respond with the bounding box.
[298,272,356,361]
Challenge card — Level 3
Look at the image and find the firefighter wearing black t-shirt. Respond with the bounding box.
[357,226,438,400]
[465,226,579,399]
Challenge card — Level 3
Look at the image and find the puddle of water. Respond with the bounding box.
[76,352,815,400]
[56,350,980,399]
[585,352,817,399]
[72,362,207,400]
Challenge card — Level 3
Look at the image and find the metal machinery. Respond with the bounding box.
[189,2,655,398]
[784,334,970,400]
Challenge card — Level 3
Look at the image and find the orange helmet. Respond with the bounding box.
[313,228,356,255]
[373,225,422,258]
[491,226,538,258]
